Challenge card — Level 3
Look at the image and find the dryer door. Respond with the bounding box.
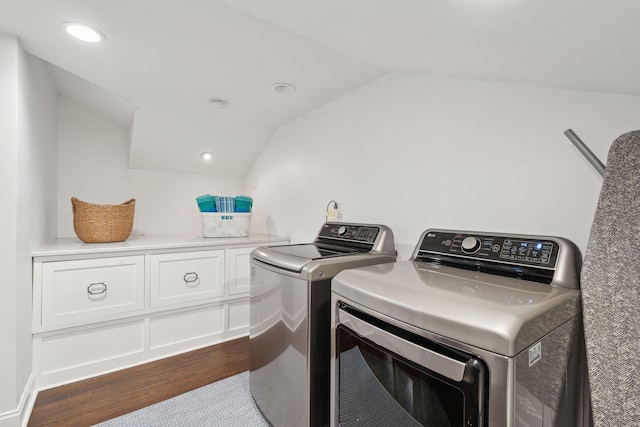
[335,302,488,427]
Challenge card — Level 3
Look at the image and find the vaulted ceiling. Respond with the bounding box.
[1,0,638,175]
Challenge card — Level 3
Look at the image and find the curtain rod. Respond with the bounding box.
[564,129,605,177]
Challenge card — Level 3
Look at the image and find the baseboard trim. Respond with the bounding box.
[0,373,37,427]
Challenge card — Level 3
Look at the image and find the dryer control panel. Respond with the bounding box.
[417,231,559,267]
[413,230,567,285]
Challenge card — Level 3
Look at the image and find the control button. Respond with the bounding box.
[443,239,452,247]
[337,226,348,236]
[492,244,500,252]
[461,236,481,254]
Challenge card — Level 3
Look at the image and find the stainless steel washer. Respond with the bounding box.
[250,222,396,427]
[331,229,589,427]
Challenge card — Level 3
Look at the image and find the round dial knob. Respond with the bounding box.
[461,236,481,254]
[337,226,348,236]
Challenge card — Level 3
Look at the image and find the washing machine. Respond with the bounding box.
[250,222,396,427]
[331,229,589,427]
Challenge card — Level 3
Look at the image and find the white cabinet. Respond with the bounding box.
[150,250,225,308]
[40,256,145,329]
[32,235,288,388]
[225,247,253,296]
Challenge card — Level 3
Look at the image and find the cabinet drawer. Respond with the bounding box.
[225,247,253,296]
[150,250,224,308]
[40,256,145,328]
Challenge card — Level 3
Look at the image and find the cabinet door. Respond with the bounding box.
[225,247,254,296]
[150,250,225,308]
[40,256,145,328]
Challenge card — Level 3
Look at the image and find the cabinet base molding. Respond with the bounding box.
[33,302,249,390]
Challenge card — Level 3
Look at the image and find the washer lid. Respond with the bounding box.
[252,243,359,272]
[332,261,581,357]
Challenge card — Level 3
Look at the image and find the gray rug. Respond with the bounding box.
[94,371,270,426]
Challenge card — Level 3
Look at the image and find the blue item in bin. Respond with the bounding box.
[234,195,253,212]
[216,196,235,219]
[196,194,216,212]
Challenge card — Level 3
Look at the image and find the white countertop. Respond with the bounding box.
[33,233,289,258]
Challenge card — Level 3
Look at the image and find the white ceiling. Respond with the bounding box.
[1,0,638,176]
[221,0,640,95]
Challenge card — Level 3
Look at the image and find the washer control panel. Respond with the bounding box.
[417,230,559,268]
[319,223,379,244]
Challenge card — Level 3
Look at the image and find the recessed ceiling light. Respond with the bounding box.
[209,99,229,109]
[272,83,296,94]
[201,152,214,161]
[64,23,105,43]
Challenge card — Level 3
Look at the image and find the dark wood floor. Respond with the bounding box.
[28,337,249,426]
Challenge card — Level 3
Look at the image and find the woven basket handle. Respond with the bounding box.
[71,197,79,215]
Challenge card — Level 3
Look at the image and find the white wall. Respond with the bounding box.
[0,35,20,422]
[15,50,58,420]
[246,73,640,259]
[57,96,245,238]
[23,58,58,247]
[0,37,57,426]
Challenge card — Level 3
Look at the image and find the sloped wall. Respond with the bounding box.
[245,73,640,258]
[56,96,245,238]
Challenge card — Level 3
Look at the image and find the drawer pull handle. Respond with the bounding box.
[87,282,107,295]
[183,272,199,283]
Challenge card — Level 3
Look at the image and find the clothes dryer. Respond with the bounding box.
[331,229,588,427]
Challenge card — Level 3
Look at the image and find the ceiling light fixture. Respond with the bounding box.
[201,152,214,161]
[64,22,105,43]
[209,98,228,109]
[272,83,296,94]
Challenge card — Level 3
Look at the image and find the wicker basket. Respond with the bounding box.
[71,197,136,243]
